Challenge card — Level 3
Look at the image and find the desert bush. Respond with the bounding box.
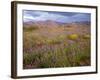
[67,34,79,40]
[58,35,66,40]
[83,34,90,39]
[23,25,38,31]
[45,35,66,45]
[45,38,61,45]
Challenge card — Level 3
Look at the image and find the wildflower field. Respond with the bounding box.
[23,23,91,69]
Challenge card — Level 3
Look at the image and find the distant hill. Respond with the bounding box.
[23,20,90,28]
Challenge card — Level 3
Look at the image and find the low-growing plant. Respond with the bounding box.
[45,38,61,45]
[23,24,91,69]
[23,25,38,31]
[83,34,90,39]
[67,34,79,40]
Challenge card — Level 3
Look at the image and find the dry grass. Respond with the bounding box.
[23,24,91,69]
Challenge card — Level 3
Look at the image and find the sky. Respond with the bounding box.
[23,10,91,23]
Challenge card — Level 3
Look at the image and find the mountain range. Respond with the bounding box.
[23,20,90,28]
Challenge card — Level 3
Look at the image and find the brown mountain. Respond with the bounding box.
[24,20,61,28]
[24,20,90,29]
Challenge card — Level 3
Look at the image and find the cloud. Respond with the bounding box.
[71,13,91,22]
[23,11,69,23]
[32,11,69,22]
[23,10,90,23]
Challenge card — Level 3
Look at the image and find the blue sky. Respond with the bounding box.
[23,10,91,23]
